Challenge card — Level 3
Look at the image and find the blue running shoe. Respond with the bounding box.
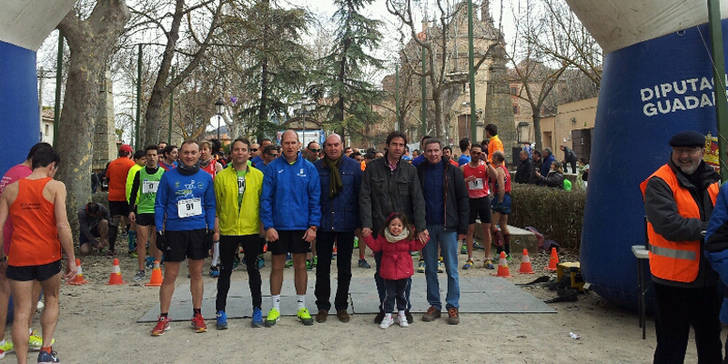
[145,256,155,270]
[209,266,220,278]
[37,349,59,363]
[251,307,264,328]
[257,256,265,269]
[216,310,228,330]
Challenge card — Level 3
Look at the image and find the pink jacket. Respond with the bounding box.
[364,234,426,280]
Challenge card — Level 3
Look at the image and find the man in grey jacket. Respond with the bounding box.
[360,131,428,324]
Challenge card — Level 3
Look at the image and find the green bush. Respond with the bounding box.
[509,183,586,250]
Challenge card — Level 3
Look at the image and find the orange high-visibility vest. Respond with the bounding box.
[640,164,719,283]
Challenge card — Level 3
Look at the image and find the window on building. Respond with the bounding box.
[513,105,519,114]
[510,86,518,95]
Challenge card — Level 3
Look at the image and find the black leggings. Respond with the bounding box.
[216,235,263,311]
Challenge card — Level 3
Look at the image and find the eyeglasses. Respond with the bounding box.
[250,148,258,152]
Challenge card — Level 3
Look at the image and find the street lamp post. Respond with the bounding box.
[215,98,225,143]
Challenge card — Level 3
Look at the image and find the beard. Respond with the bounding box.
[678,161,700,175]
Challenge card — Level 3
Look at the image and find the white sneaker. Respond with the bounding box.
[398,313,409,327]
[379,315,394,329]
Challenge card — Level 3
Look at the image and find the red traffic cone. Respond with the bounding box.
[68,258,88,285]
[519,249,535,274]
[106,258,125,285]
[145,260,163,287]
[546,247,559,272]
[492,251,511,278]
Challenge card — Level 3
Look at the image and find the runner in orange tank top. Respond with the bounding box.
[0,147,76,363]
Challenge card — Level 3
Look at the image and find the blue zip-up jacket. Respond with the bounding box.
[541,154,555,176]
[154,167,216,232]
[705,182,728,322]
[315,156,361,232]
[261,153,321,231]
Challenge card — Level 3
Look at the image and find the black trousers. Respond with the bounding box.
[375,251,412,312]
[315,231,354,311]
[383,278,408,313]
[653,282,722,364]
[216,235,262,311]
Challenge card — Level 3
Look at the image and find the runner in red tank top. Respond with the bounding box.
[460,144,497,269]
[490,151,512,258]
[0,146,76,363]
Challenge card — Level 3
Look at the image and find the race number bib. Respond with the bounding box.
[142,181,159,194]
[237,176,246,195]
[177,198,202,218]
[468,178,484,190]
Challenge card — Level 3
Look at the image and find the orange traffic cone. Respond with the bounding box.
[546,247,559,272]
[68,258,88,285]
[492,251,511,278]
[106,258,125,285]
[519,249,535,274]
[145,260,163,287]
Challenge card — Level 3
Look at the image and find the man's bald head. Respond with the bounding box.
[282,129,299,143]
[324,133,343,160]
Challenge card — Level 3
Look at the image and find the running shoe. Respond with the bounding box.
[353,237,359,249]
[216,310,228,330]
[251,307,264,328]
[460,243,468,255]
[506,254,512,262]
[473,241,484,250]
[297,307,314,326]
[257,255,265,269]
[28,330,52,351]
[37,349,59,364]
[128,251,138,258]
[305,259,313,271]
[191,313,207,333]
[437,259,445,273]
[416,260,425,273]
[358,258,371,269]
[0,339,13,359]
[312,256,318,267]
[379,315,394,329]
[133,270,146,282]
[151,316,170,336]
[484,259,495,270]
[462,259,473,270]
[209,265,219,278]
[265,308,280,327]
[145,256,155,269]
[397,312,409,327]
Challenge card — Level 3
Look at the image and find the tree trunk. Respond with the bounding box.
[532,112,543,151]
[432,88,443,139]
[145,89,166,145]
[56,2,130,237]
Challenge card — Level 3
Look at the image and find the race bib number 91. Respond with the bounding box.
[177,198,202,218]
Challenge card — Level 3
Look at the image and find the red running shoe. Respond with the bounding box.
[191,313,207,333]
[151,316,170,336]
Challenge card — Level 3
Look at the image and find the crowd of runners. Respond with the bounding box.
[0,124,515,361]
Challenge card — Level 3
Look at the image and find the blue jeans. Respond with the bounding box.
[422,225,460,310]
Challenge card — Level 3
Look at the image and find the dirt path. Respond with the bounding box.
[11,249,709,363]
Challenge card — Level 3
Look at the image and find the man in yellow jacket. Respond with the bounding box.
[213,137,265,329]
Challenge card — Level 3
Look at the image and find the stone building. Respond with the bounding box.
[539,97,597,161]
[376,0,516,152]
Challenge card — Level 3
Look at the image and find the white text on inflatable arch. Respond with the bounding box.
[640,75,728,117]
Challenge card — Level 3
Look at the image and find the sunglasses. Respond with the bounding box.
[250,148,258,152]
[308,149,321,153]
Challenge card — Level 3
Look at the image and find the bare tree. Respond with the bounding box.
[56,1,130,227]
[126,0,226,146]
[505,0,567,150]
[387,0,499,139]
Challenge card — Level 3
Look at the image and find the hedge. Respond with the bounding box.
[509,183,586,250]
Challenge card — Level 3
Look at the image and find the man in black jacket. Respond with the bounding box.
[560,145,577,174]
[514,149,533,184]
[417,138,469,325]
[360,131,428,324]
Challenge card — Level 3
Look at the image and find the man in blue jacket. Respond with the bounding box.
[313,134,361,323]
[151,140,216,336]
[540,148,555,178]
[261,130,321,326]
